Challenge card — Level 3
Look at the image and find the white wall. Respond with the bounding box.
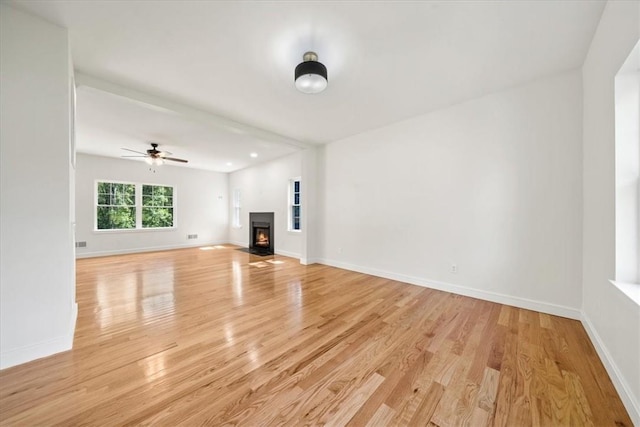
[228,152,303,258]
[582,1,640,423]
[317,70,583,318]
[0,5,76,369]
[75,154,228,257]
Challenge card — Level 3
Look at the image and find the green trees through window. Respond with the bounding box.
[290,178,301,231]
[97,182,136,229]
[142,185,173,228]
[96,181,175,230]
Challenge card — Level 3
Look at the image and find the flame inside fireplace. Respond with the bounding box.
[256,230,269,246]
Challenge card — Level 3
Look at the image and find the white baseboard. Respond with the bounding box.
[316,258,581,320]
[581,312,640,426]
[76,241,228,259]
[78,241,303,261]
[0,302,77,370]
[275,249,301,259]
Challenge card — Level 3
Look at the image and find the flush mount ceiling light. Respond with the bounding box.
[295,51,328,94]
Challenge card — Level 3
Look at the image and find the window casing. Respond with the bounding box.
[96,181,175,231]
[96,182,136,230]
[232,189,241,228]
[614,41,640,285]
[142,185,174,228]
[289,178,301,231]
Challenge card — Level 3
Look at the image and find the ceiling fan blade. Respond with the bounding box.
[121,148,147,155]
[121,155,148,158]
[158,151,173,157]
[164,157,188,163]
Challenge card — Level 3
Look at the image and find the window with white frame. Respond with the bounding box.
[142,184,174,228]
[96,181,175,230]
[96,182,136,230]
[614,40,640,286]
[232,189,241,228]
[289,178,301,231]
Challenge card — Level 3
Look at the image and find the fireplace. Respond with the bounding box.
[249,212,274,255]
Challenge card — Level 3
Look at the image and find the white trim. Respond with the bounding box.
[316,258,581,320]
[93,227,177,234]
[0,302,77,370]
[610,280,640,306]
[288,177,301,232]
[76,241,227,259]
[581,312,640,426]
[232,189,242,229]
[275,249,301,259]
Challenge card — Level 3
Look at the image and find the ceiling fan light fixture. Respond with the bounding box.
[295,51,328,94]
[121,142,188,165]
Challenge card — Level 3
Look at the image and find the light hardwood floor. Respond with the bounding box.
[0,246,632,426]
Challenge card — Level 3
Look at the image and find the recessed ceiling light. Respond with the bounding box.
[226,162,232,166]
[250,152,258,158]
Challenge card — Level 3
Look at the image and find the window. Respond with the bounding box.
[96,181,175,230]
[97,182,136,230]
[142,185,174,228]
[614,40,639,286]
[289,178,301,231]
[232,189,241,228]
[611,40,640,307]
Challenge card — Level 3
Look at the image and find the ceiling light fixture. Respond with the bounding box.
[295,51,328,94]
[250,152,258,158]
[146,157,164,166]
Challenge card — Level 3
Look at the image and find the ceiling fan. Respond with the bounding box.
[121,142,188,165]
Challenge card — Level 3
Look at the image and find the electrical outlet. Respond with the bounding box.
[338,247,343,254]
[450,264,458,274]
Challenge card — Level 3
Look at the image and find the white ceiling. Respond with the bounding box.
[75,85,300,172]
[10,0,605,172]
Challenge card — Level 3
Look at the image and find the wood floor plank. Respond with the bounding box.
[364,403,396,427]
[0,246,632,426]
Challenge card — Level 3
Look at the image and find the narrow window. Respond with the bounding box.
[232,189,241,228]
[289,178,301,231]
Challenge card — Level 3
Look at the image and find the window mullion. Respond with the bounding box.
[136,183,142,229]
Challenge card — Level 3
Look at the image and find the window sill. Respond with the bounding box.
[288,229,302,234]
[94,227,177,234]
[609,280,640,306]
